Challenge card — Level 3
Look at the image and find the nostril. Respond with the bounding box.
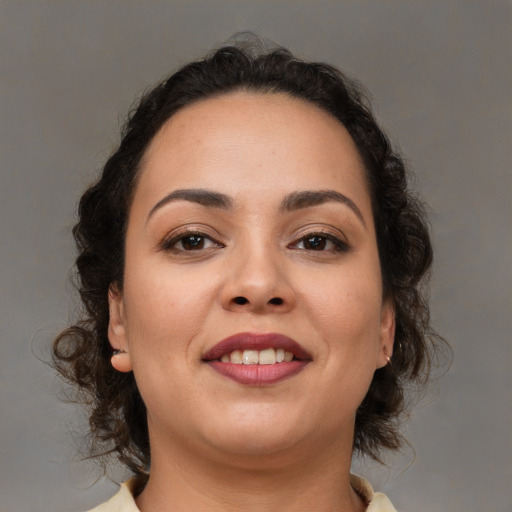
[269,297,284,305]
[233,296,249,305]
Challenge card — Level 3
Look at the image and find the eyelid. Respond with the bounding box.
[289,226,350,252]
[295,225,348,242]
[159,225,225,252]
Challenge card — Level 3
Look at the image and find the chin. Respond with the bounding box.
[200,409,307,460]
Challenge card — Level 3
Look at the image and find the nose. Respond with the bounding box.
[220,245,296,314]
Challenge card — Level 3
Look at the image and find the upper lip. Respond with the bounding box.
[202,332,312,361]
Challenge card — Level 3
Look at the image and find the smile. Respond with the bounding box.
[203,332,311,385]
[220,348,294,365]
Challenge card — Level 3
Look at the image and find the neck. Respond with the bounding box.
[135,428,366,512]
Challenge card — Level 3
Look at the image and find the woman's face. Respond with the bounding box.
[109,92,394,464]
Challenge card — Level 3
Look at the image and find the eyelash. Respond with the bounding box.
[161,230,224,253]
[161,229,349,254]
[290,230,349,253]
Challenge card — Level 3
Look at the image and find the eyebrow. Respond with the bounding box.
[147,188,234,223]
[147,187,365,227]
[280,190,366,227]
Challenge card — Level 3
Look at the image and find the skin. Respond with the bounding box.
[109,92,395,512]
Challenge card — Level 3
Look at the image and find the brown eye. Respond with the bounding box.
[180,235,206,250]
[162,231,223,253]
[303,236,327,250]
[291,232,349,253]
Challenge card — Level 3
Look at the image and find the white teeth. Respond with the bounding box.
[221,348,295,365]
[258,348,276,365]
[242,350,259,364]
[230,350,243,364]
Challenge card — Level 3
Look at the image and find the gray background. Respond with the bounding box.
[1,1,510,511]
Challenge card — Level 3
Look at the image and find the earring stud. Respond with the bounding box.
[384,347,392,367]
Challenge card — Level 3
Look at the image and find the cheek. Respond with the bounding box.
[298,262,384,380]
[121,267,210,410]
[302,265,383,332]
[122,263,219,351]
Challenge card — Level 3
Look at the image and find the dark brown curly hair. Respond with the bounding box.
[53,41,447,483]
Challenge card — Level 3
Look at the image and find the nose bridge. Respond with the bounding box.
[233,238,280,294]
[221,233,294,313]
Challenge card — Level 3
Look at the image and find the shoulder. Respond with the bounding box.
[367,492,398,512]
[86,478,140,512]
[350,474,398,512]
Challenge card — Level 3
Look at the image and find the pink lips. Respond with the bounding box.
[203,332,311,386]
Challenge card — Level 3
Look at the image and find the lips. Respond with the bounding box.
[203,332,311,385]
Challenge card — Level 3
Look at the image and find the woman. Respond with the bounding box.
[54,41,445,511]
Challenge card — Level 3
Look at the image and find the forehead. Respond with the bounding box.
[136,92,369,207]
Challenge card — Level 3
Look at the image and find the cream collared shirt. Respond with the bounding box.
[87,475,397,511]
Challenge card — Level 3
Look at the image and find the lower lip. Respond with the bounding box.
[207,361,309,385]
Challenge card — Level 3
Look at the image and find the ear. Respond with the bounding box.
[108,284,133,373]
[376,298,395,369]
